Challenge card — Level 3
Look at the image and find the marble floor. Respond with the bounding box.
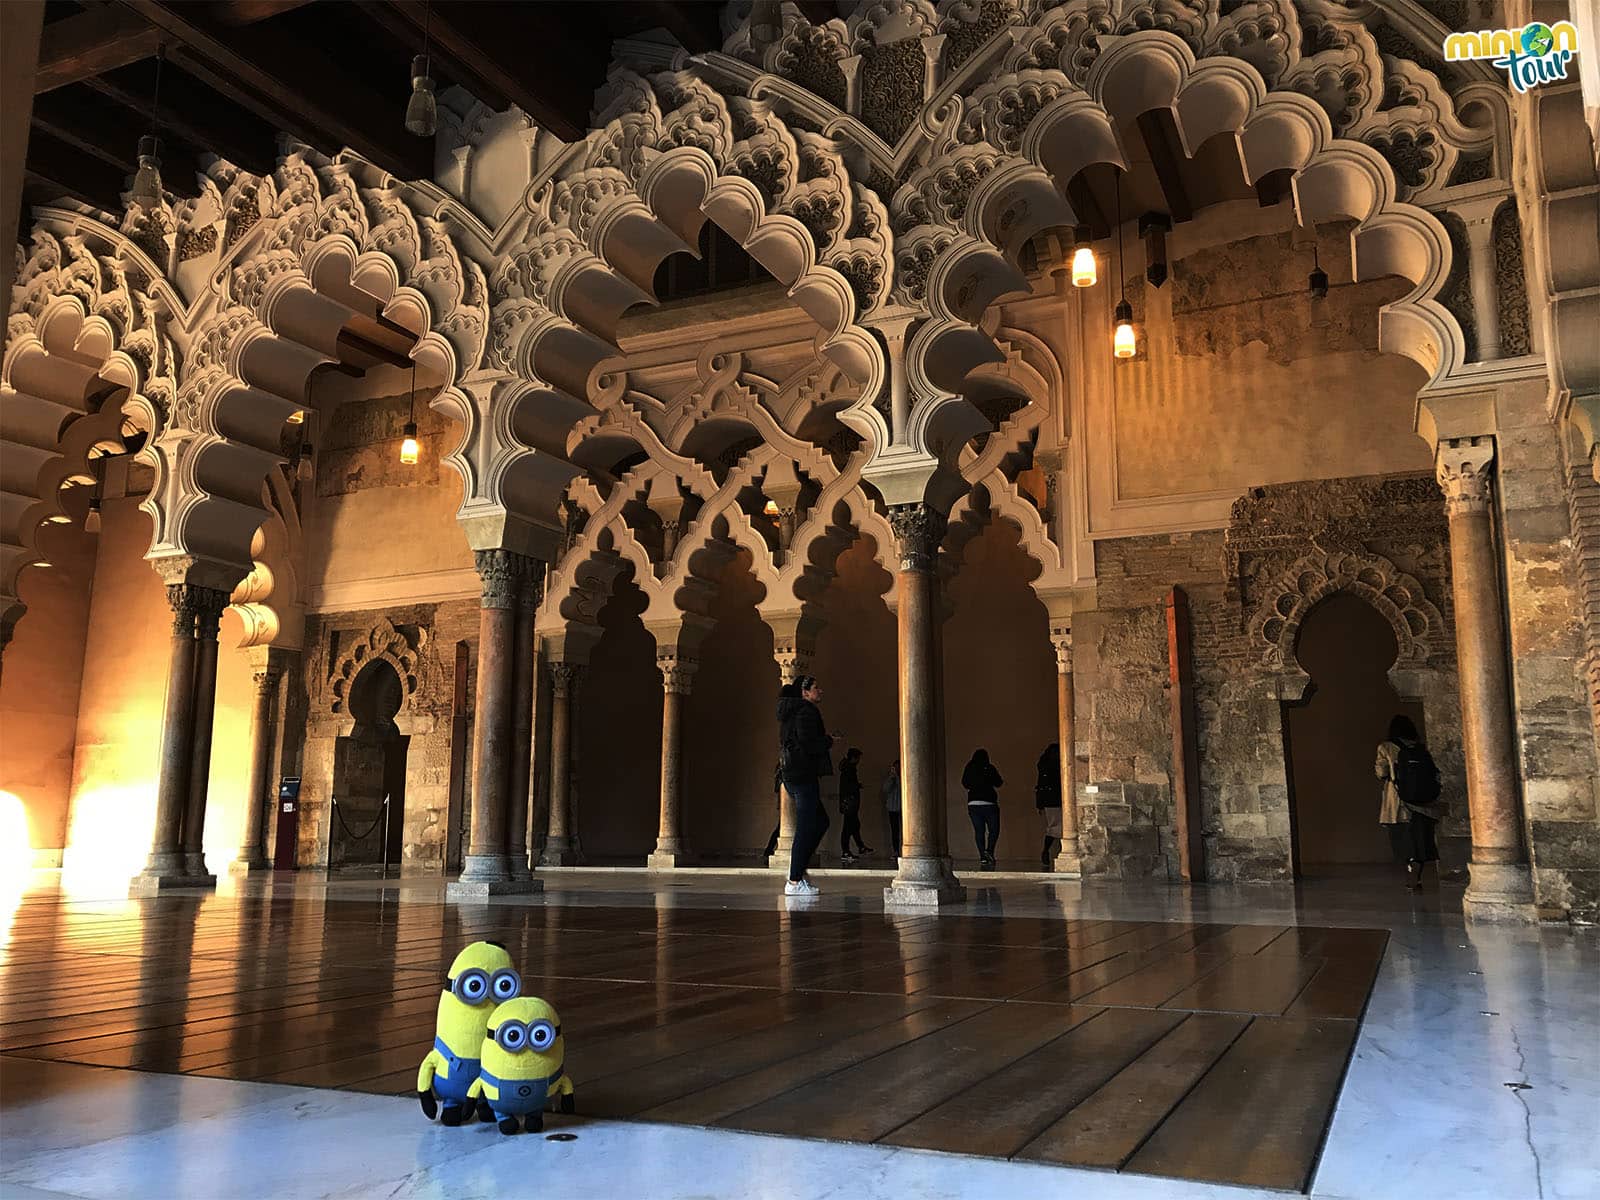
[0,868,1596,1200]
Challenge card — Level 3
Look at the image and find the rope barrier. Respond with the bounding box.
[331,796,387,843]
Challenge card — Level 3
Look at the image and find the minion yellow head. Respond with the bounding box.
[434,940,521,1053]
[484,996,564,1068]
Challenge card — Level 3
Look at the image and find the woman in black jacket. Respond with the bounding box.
[963,749,1003,868]
[1035,742,1063,870]
[838,748,872,863]
[777,676,839,895]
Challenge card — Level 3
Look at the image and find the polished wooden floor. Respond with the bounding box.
[0,889,1387,1192]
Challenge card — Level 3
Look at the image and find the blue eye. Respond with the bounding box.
[527,1020,556,1051]
[496,1022,527,1051]
[454,970,489,1002]
[491,970,520,1000]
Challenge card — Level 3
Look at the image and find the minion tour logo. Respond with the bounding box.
[1444,21,1579,93]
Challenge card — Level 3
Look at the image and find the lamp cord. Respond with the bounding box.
[152,46,164,141]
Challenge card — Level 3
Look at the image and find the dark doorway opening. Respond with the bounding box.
[1283,593,1424,876]
[329,659,408,874]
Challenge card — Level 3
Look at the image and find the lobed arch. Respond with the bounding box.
[900,29,1465,492]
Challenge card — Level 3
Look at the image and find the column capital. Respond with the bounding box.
[1437,436,1496,517]
[888,503,947,573]
[166,584,228,639]
[1049,622,1073,672]
[657,651,698,696]
[519,562,547,614]
[549,661,584,698]
[474,548,528,609]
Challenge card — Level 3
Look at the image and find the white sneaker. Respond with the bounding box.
[784,879,819,896]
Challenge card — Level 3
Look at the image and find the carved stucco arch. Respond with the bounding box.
[325,618,426,739]
[1249,545,1446,700]
[904,30,1464,484]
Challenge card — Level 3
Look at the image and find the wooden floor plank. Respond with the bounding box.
[1015,1012,1252,1169]
[1123,1016,1359,1191]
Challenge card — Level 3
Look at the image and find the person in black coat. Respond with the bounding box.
[962,749,1003,868]
[777,676,839,895]
[838,748,872,863]
[1035,742,1063,870]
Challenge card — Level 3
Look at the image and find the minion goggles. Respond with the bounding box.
[492,1018,560,1052]
[448,967,521,1003]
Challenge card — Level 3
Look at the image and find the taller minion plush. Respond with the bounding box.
[466,996,575,1134]
[417,940,521,1124]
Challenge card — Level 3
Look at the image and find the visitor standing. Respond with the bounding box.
[963,748,1003,869]
[881,758,902,857]
[778,676,839,895]
[1035,742,1062,869]
[763,762,781,861]
[838,748,871,863]
[1375,715,1443,890]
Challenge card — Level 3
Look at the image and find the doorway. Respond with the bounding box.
[1283,592,1424,875]
[329,659,408,873]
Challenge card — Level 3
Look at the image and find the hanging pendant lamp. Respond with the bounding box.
[1070,224,1097,287]
[1112,173,1136,359]
[132,47,166,209]
[401,361,421,466]
[405,4,438,137]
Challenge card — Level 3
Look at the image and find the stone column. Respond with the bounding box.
[179,589,228,885]
[1050,624,1082,874]
[449,550,541,899]
[529,648,552,862]
[1455,196,1504,362]
[1437,438,1533,918]
[505,572,542,880]
[133,586,202,891]
[232,651,286,874]
[540,662,583,866]
[885,504,965,908]
[648,652,697,869]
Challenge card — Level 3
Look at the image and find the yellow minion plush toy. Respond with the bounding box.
[416,940,521,1125]
[466,996,575,1134]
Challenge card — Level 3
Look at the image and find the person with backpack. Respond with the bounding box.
[1035,742,1063,870]
[777,676,839,896]
[1375,714,1443,890]
[838,748,872,863]
[962,748,1004,868]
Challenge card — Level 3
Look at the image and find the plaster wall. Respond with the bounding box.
[60,498,253,878]
[0,520,94,861]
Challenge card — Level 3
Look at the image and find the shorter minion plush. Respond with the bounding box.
[466,996,575,1134]
[417,941,522,1125]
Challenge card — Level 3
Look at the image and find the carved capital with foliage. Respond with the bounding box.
[1436,436,1495,518]
[888,503,946,573]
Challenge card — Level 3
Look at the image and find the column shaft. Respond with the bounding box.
[234,662,282,872]
[505,576,540,879]
[649,656,696,868]
[1052,628,1082,873]
[450,550,541,896]
[138,587,199,883]
[540,664,582,866]
[885,505,964,907]
[1438,439,1532,917]
[181,595,225,883]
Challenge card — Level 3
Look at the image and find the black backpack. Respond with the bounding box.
[1394,743,1441,810]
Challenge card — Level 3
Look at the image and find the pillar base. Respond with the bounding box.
[446,875,543,901]
[507,856,534,881]
[228,857,273,876]
[768,836,796,871]
[183,852,212,878]
[647,840,691,870]
[456,853,513,884]
[1463,861,1537,922]
[884,856,966,909]
[130,870,217,896]
[1052,848,1083,877]
[539,838,582,868]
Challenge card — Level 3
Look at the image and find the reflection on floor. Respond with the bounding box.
[0,870,1595,1200]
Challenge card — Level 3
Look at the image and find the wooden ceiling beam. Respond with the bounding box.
[34,6,162,93]
[30,90,203,199]
[1065,174,1110,241]
[354,0,606,143]
[24,132,134,212]
[122,0,430,179]
[1135,110,1194,225]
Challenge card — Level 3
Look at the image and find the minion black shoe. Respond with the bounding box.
[440,1104,463,1127]
[498,1115,520,1135]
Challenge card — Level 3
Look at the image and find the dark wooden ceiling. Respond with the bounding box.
[24,0,743,216]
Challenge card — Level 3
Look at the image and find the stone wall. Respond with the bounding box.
[295,601,477,872]
[1076,473,1462,883]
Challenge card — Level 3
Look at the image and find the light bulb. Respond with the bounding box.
[400,422,420,466]
[1113,298,1136,359]
[405,56,437,137]
[84,501,102,534]
[1071,245,1097,287]
[286,409,305,425]
[762,499,779,517]
[297,445,315,482]
[132,135,163,208]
